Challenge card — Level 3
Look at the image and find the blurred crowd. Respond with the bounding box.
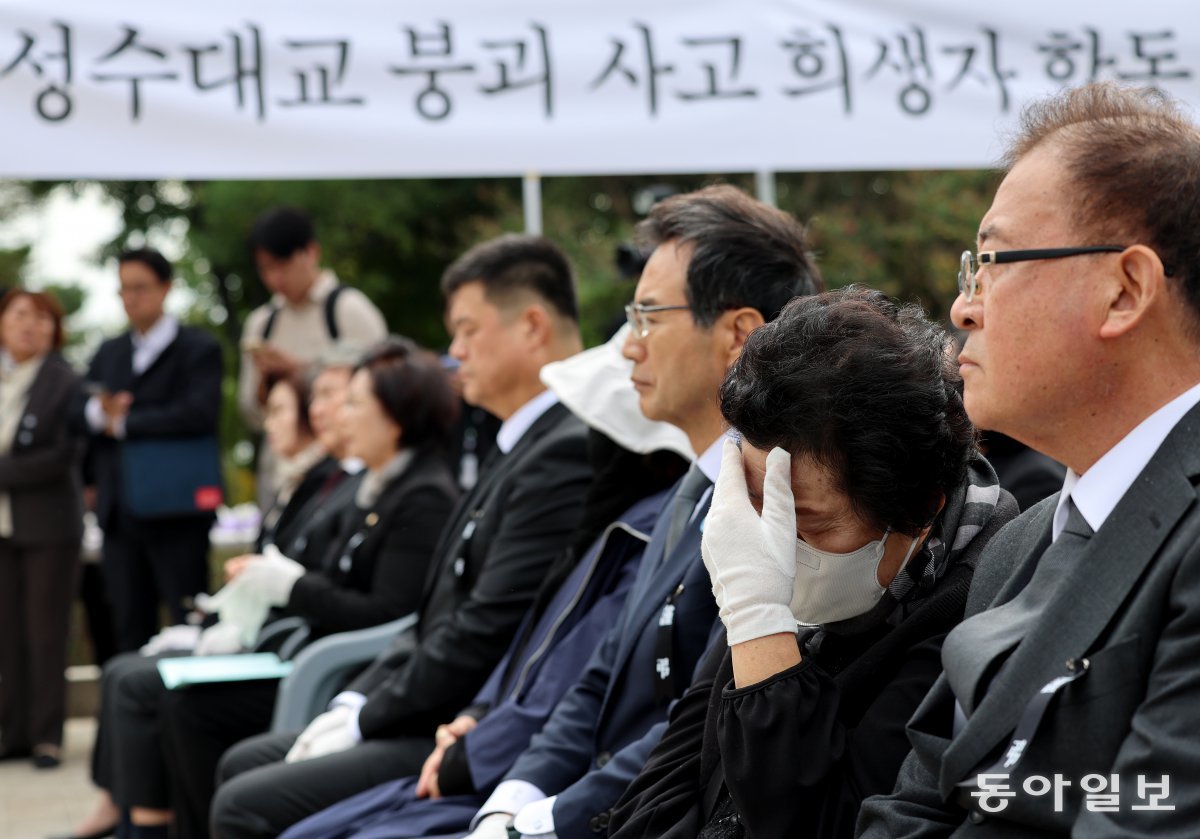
[2,81,1199,839]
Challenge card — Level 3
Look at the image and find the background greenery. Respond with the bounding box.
[1,170,999,503]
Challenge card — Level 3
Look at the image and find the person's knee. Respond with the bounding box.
[216,733,292,785]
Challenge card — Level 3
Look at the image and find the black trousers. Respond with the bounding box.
[211,729,436,839]
[159,676,280,839]
[91,652,278,826]
[102,514,211,653]
[0,539,81,751]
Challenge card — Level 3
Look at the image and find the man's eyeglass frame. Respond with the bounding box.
[958,246,1127,301]
[624,302,692,338]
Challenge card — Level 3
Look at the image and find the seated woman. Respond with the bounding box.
[255,370,333,556]
[69,337,461,839]
[607,287,1019,839]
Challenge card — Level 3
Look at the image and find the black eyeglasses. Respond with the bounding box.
[958,246,1127,301]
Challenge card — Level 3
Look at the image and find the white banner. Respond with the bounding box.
[1,1,1197,178]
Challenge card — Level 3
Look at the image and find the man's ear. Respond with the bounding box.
[520,303,554,348]
[725,307,765,360]
[306,241,322,267]
[1099,245,1164,340]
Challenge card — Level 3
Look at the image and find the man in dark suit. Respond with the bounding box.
[858,83,1200,836]
[209,234,594,839]
[80,247,223,654]
[465,185,823,839]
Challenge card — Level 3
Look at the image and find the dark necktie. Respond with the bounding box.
[943,499,1095,718]
[663,463,711,557]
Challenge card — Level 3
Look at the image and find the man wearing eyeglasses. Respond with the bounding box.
[859,83,1200,836]
[463,184,823,839]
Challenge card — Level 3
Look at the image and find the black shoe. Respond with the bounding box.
[32,750,61,769]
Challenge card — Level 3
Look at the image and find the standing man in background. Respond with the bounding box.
[237,207,388,502]
[79,247,224,653]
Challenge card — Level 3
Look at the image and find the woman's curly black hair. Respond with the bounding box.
[719,286,976,536]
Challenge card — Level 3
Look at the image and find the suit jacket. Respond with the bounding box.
[0,353,85,545]
[502,474,721,839]
[79,325,223,529]
[286,447,460,636]
[859,401,1200,837]
[349,403,593,740]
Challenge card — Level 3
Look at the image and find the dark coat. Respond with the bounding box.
[257,456,344,556]
[500,472,722,839]
[286,448,460,636]
[79,324,223,529]
[0,353,84,545]
[607,488,1018,839]
[270,490,670,839]
[859,401,1200,837]
[348,403,593,740]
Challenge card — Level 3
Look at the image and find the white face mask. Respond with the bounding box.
[789,528,920,626]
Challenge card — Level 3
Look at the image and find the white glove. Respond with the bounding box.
[702,440,799,645]
[194,621,245,656]
[236,545,307,607]
[195,578,272,647]
[465,813,512,839]
[140,624,201,656]
[285,705,360,763]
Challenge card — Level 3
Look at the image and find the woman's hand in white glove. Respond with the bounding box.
[194,621,245,656]
[237,546,306,607]
[701,439,799,645]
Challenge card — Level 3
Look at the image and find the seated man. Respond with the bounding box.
[462,185,823,839]
[860,83,1200,835]
[204,234,595,839]
[277,327,694,838]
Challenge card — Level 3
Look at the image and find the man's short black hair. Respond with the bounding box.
[440,233,578,322]
[248,207,317,260]
[720,286,975,536]
[636,184,823,326]
[118,247,173,284]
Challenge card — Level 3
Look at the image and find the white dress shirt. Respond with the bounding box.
[496,389,561,454]
[1052,381,1200,541]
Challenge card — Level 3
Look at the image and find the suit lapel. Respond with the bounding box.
[609,492,709,689]
[420,403,569,603]
[940,406,1200,794]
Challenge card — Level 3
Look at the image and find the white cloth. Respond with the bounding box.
[495,389,560,454]
[285,704,362,763]
[330,690,368,741]
[512,796,559,837]
[236,546,308,607]
[475,779,548,828]
[140,624,202,656]
[1052,380,1200,541]
[539,325,694,459]
[194,621,245,656]
[466,813,513,839]
[0,352,44,536]
[702,441,799,645]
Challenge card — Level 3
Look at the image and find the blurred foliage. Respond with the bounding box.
[5,170,999,501]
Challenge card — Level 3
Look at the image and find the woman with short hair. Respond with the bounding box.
[608,287,1018,839]
[0,288,84,770]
